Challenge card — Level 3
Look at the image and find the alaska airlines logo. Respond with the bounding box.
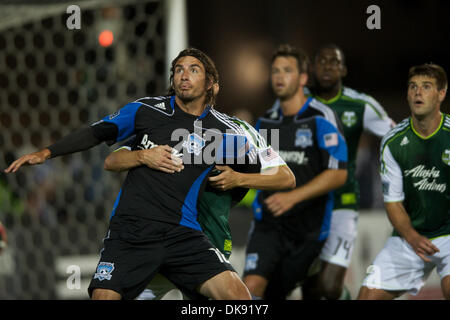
[341,111,357,127]
[404,165,446,193]
[278,150,308,165]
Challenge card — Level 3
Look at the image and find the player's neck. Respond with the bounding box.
[411,110,442,138]
[279,91,307,116]
[175,96,207,116]
[315,83,341,102]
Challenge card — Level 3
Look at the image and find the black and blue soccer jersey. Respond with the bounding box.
[91,95,252,233]
[253,97,348,242]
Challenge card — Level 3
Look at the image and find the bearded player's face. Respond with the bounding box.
[173,56,208,103]
[271,56,302,100]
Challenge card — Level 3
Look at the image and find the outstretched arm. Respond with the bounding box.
[5,126,104,173]
[5,101,145,173]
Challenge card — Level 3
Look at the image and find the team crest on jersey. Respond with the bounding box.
[245,253,259,271]
[94,262,115,281]
[442,149,450,166]
[295,129,313,148]
[341,111,357,127]
[182,133,206,156]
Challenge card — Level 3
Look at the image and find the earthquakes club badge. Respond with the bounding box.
[94,262,115,281]
[295,129,313,148]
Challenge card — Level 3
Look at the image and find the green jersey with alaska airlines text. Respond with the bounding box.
[380,114,450,239]
[306,87,394,210]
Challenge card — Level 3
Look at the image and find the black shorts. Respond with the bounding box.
[88,218,235,300]
[243,220,324,299]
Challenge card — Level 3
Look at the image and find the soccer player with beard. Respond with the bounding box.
[302,44,395,300]
[105,115,293,300]
[5,48,295,300]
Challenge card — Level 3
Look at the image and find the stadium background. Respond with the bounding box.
[0,0,448,299]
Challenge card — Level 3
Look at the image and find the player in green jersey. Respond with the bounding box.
[302,44,395,300]
[358,63,450,300]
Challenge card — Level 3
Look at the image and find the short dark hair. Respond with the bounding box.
[271,44,309,74]
[408,63,448,91]
[314,43,346,65]
[168,48,219,106]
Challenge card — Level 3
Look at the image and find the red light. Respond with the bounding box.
[99,30,114,47]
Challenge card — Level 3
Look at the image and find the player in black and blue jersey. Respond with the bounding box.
[242,44,348,299]
[5,48,295,300]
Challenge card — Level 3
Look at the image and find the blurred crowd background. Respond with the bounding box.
[0,0,448,299]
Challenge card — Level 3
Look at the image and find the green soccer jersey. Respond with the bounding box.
[307,87,394,210]
[197,190,233,259]
[197,116,286,259]
[380,114,450,239]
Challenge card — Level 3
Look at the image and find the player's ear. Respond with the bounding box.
[213,82,220,97]
[300,72,308,87]
[341,65,348,78]
[205,76,214,91]
[438,86,447,103]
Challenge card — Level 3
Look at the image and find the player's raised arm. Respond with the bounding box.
[4,125,102,173]
[4,148,51,173]
[5,101,144,174]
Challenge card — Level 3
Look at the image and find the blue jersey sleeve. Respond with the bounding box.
[215,133,249,163]
[100,102,142,143]
[315,117,348,166]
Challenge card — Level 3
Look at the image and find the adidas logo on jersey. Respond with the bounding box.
[400,136,409,146]
[154,102,166,110]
